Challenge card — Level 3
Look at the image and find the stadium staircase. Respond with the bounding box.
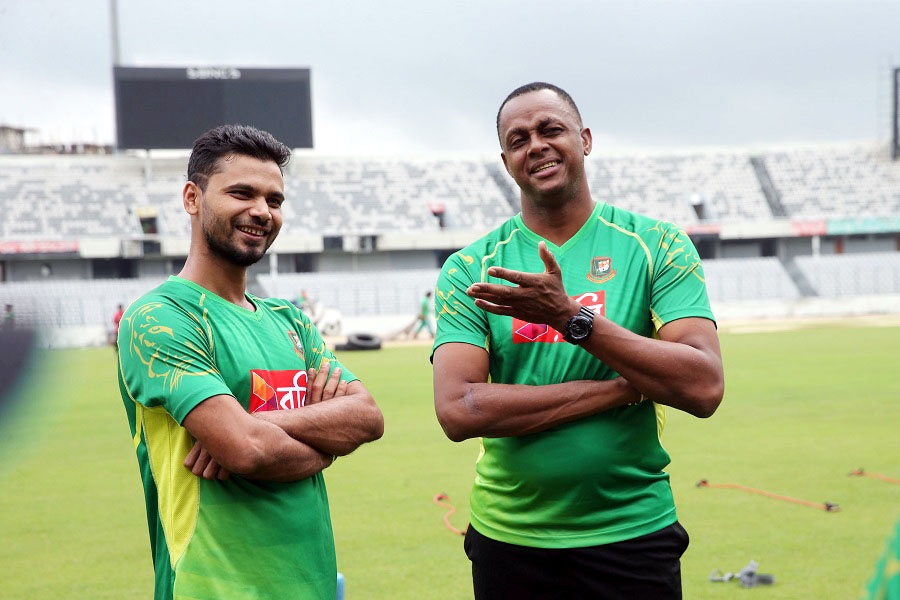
[779,256,819,297]
[749,156,788,217]
[484,163,520,214]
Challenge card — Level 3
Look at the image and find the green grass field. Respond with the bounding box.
[1,323,898,599]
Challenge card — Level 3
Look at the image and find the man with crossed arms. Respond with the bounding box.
[118,124,383,600]
[432,83,724,599]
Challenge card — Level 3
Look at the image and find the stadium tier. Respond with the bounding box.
[794,251,900,296]
[1,145,899,340]
[701,257,801,301]
[586,151,772,223]
[0,157,145,239]
[284,158,515,234]
[2,144,900,241]
[0,277,166,330]
[0,155,517,239]
[763,146,900,218]
[258,270,442,317]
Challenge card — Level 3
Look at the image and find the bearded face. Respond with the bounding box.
[192,154,285,268]
[200,202,275,267]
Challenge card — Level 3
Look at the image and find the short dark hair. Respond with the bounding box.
[187,124,291,191]
[496,82,583,136]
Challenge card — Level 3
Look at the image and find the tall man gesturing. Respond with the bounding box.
[432,83,724,599]
[118,125,383,600]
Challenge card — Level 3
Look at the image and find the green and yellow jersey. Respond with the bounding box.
[117,276,356,600]
[866,516,900,599]
[432,201,714,549]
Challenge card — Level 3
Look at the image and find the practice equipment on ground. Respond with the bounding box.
[335,332,383,351]
[710,560,775,588]
[696,479,839,512]
[433,493,468,536]
[849,467,900,485]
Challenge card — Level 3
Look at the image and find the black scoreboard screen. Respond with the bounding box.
[114,67,313,149]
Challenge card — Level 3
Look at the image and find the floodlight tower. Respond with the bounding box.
[110,0,120,66]
[893,66,899,160]
[110,0,122,155]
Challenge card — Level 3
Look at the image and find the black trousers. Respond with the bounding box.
[464,522,690,600]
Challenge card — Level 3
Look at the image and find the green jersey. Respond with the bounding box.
[866,516,900,599]
[433,202,714,549]
[117,276,356,600]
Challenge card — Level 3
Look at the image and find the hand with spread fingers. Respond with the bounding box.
[467,241,581,331]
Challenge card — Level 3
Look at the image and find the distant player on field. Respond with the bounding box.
[3,304,15,331]
[117,125,384,600]
[111,303,124,352]
[413,290,435,339]
[432,83,724,599]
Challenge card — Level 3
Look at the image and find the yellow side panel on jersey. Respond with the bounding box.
[141,404,200,569]
[650,308,667,440]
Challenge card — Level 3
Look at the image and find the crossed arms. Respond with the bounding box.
[433,241,724,442]
[182,364,384,482]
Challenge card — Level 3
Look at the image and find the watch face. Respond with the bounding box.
[569,316,591,339]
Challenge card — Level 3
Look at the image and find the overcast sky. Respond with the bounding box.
[1,0,898,154]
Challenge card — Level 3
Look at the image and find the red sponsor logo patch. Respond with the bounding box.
[249,369,308,412]
[512,291,606,344]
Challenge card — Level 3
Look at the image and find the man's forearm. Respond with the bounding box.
[255,391,384,456]
[437,377,638,442]
[245,435,334,482]
[574,316,723,417]
[213,419,334,482]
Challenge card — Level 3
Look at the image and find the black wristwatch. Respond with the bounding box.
[562,305,595,344]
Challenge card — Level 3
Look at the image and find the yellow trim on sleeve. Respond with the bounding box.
[597,215,654,280]
[480,229,520,281]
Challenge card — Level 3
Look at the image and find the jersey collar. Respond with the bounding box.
[512,201,608,255]
[168,276,263,320]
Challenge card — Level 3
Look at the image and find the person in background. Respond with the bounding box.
[413,290,434,339]
[3,304,14,331]
[111,304,125,352]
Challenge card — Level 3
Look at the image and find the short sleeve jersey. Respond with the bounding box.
[866,517,900,599]
[117,276,357,600]
[432,202,714,549]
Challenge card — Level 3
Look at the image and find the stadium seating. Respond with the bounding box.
[3,145,900,241]
[2,146,900,336]
[258,270,441,317]
[283,158,514,234]
[763,146,900,218]
[0,157,145,239]
[0,277,165,330]
[794,251,900,296]
[585,152,771,224]
[702,257,801,301]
